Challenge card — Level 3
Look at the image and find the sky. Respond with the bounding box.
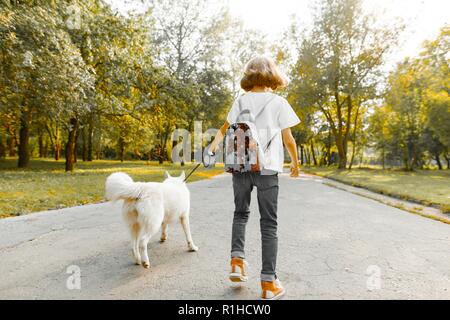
[107,0,449,69]
[227,0,449,64]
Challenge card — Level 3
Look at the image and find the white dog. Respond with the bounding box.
[105,171,198,269]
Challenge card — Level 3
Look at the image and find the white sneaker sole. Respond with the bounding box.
[229,273,248,283]
[260,289,286,300]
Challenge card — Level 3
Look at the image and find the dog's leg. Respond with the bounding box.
[139,236,151,269]
[132,223,141,265]
[160,222,168,243]
[180,214,198,252]
[133,239,141,265]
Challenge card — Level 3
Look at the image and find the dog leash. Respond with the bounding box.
[183,163,202,183]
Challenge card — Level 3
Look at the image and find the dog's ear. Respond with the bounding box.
[180,171,186,181]
[164,171,171,179]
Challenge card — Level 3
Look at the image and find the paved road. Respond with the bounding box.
[0,173,449,300]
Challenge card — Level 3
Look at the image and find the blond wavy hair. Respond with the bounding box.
[240,56,289,92]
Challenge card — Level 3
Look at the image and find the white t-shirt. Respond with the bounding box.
[226,92,300,174]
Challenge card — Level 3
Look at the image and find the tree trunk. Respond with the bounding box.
[133,148,142,160]
[323,148,330,166]
[42,135,48,158]
[87,119,94,162]
[435,153,443,170]
[7,131,16,157]
[157,132,169,165]
[158,146,164,164]
[310,140,318,166]
[335,134,347,169]
[330,92,349,170]
[445,155,450,170]
[55,142,61,161]
[327,131,332,165]
[65,118,79,172]
[300,145,305,165]
[118,137,125,162]
[349,141,357,170]
[0,135,5,159]
[349,106,361,171]
[81,127,87,162]
[38,129,45,158]
[54,128,62,161]
[18,109,31,168]
[38,137,44,158]
[73,127,80,164]
[403,147,411,171]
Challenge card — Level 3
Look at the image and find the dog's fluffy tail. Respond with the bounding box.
[105,172,141,201]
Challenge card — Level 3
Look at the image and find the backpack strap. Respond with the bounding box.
[253,94,277,120]
[237,97,243,114]
[236,94,277,122]
[236,94,278,152]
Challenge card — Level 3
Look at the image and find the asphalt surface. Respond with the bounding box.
[0,173,449,300]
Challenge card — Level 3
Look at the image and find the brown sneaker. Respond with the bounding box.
[261,279,286,300]
[229,258,248,283]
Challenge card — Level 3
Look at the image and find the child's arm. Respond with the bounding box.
[209,121,230,153]
[282,128,300,178]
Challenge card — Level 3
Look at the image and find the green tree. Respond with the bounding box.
[289,0,401,169]
[0,1,94,169]
[421,27,450,152]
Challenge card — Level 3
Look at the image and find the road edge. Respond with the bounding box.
[302,172,450,225]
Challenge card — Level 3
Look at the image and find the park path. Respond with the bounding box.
[0,173,449,300]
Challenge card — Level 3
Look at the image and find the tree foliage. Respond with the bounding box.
[0,0,448,173]
[288,0,402,169]
[0,0,236,169]
[368,27,449,170]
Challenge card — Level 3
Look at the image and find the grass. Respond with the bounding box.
[0,158,224,219]
[302,166,450,213]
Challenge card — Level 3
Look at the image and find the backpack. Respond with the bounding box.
[224,94,277,174]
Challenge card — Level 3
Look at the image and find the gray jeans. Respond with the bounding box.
[231,172,279,282]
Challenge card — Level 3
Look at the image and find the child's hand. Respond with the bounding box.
[290,163,299,178]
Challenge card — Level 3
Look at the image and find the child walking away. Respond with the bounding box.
[208,56,300,300]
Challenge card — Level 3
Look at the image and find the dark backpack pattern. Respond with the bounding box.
[224,95,276,174]
[225,123,260,173]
